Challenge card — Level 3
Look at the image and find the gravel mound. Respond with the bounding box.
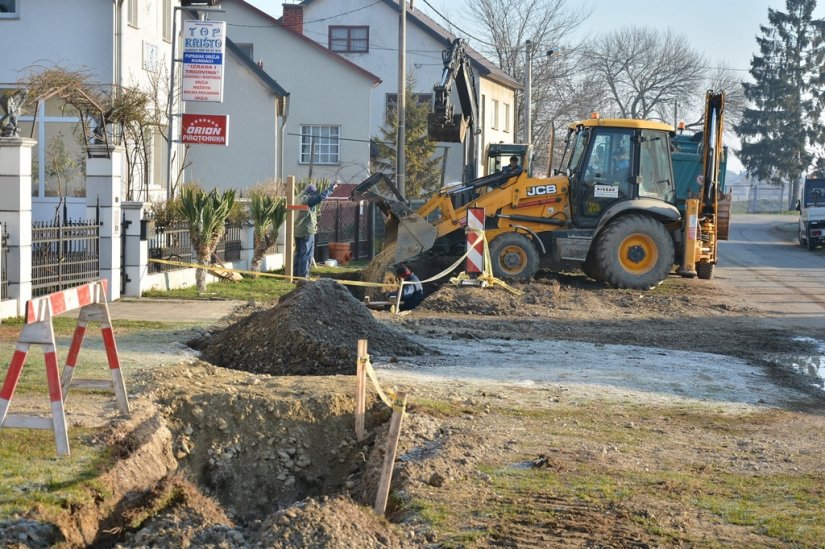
[195,279,427,376]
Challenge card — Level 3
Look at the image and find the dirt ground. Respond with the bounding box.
[3,270,825,548]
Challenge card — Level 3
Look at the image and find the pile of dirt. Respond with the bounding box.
[418,279,561,316]
[193,279,428,376]
[254,496,416,548]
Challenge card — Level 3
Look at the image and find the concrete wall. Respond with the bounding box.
[222,0,376,185]
[0,0,114,84]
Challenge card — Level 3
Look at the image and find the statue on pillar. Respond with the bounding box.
[0,89,27,138]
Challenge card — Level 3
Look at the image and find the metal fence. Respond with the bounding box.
[215,223,243,262]
[148,221,193,273]
[148,221,243,272]
[316,199,373,261]
[731,185,787,214]
[31,219,100,297]
[1,223,8,300]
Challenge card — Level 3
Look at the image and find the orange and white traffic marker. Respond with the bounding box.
[0,280,130,456]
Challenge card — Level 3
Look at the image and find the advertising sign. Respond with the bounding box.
[181,114,229,146]
[182,20,226,102]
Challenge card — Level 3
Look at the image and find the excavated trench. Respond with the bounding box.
[98,279,433,547]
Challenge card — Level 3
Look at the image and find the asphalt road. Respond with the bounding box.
[716,213,825,320]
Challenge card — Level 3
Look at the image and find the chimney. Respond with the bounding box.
[282,4,304,34]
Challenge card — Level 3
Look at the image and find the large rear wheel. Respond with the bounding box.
[489,232,540,281]
[595,215,675,289]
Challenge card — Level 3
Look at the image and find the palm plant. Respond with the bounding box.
[249,194,286,273]
[176,185,236,292]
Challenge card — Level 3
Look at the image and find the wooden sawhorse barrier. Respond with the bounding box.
[0,280,130,456]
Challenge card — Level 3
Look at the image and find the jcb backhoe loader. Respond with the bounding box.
[353,92,727,290]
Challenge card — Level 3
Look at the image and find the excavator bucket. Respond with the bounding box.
[427,113,468,143]
[350,173,438,263]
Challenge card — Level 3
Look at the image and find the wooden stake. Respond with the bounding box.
[355,339,367,441]
[374,391,407,515]
[285,175,296,282]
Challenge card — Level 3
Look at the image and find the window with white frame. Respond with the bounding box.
[329,26,368,53]
[491,99,499,130]
[0,0,18,17]
[504,103,510,133]
[127,0,138,27]
[162,0,172,41]
[300,125,340,164]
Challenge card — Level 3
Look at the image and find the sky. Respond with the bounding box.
[249,0,825,172]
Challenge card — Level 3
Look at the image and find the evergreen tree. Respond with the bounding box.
[734,0,825,204]
[373,78,443,200]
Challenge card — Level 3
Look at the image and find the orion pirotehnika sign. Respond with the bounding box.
[181,114,229,146]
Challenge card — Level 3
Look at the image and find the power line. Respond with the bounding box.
[226,1,384,28]
[287,131,374,144]
[419,0,497,49]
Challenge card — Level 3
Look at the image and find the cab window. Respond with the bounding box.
[638,130,674,202]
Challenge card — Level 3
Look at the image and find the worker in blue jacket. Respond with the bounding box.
[390,263,424,311]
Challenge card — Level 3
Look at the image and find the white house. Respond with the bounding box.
[184,38,289,191]
[298,0,521,184]
[0,0,182,219]
[217,0,381,187]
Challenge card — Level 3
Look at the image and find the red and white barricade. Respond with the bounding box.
[0,280,130,456]
[463,208,487,285]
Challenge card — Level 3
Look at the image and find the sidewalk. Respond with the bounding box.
[81,298,244,323]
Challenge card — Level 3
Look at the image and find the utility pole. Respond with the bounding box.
[524,40,532,146]
[396,0,407,200]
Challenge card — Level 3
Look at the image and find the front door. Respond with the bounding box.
[573,128,635,226]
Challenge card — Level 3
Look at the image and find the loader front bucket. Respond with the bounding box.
[350,173,438,263]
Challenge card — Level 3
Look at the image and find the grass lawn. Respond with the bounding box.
[141,261,369,302]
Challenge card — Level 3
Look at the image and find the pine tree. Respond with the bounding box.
[373,78,443,200]
[734,0,825,205]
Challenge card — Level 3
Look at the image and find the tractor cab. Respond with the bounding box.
[485,143,533,177]
[559,119,676,227]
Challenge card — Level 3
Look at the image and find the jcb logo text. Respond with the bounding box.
[526,184,557,197]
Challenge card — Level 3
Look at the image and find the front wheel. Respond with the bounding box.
[594,214,675,290]
[696,261,714,280]
[489,232,540,281]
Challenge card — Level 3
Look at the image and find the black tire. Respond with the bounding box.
[696,261,714,280]
[582,254,604,282]
[594,214,675,290]
[489,232,540,281]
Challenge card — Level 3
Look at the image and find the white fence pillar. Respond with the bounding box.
[86,145,124,301]
[0,138,35,316]
[121,201,148,297]
[240,223,254,271]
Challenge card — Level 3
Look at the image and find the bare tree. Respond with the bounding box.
[458,0,594,171]
[665,65,745,136]
[585,27,706,121]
